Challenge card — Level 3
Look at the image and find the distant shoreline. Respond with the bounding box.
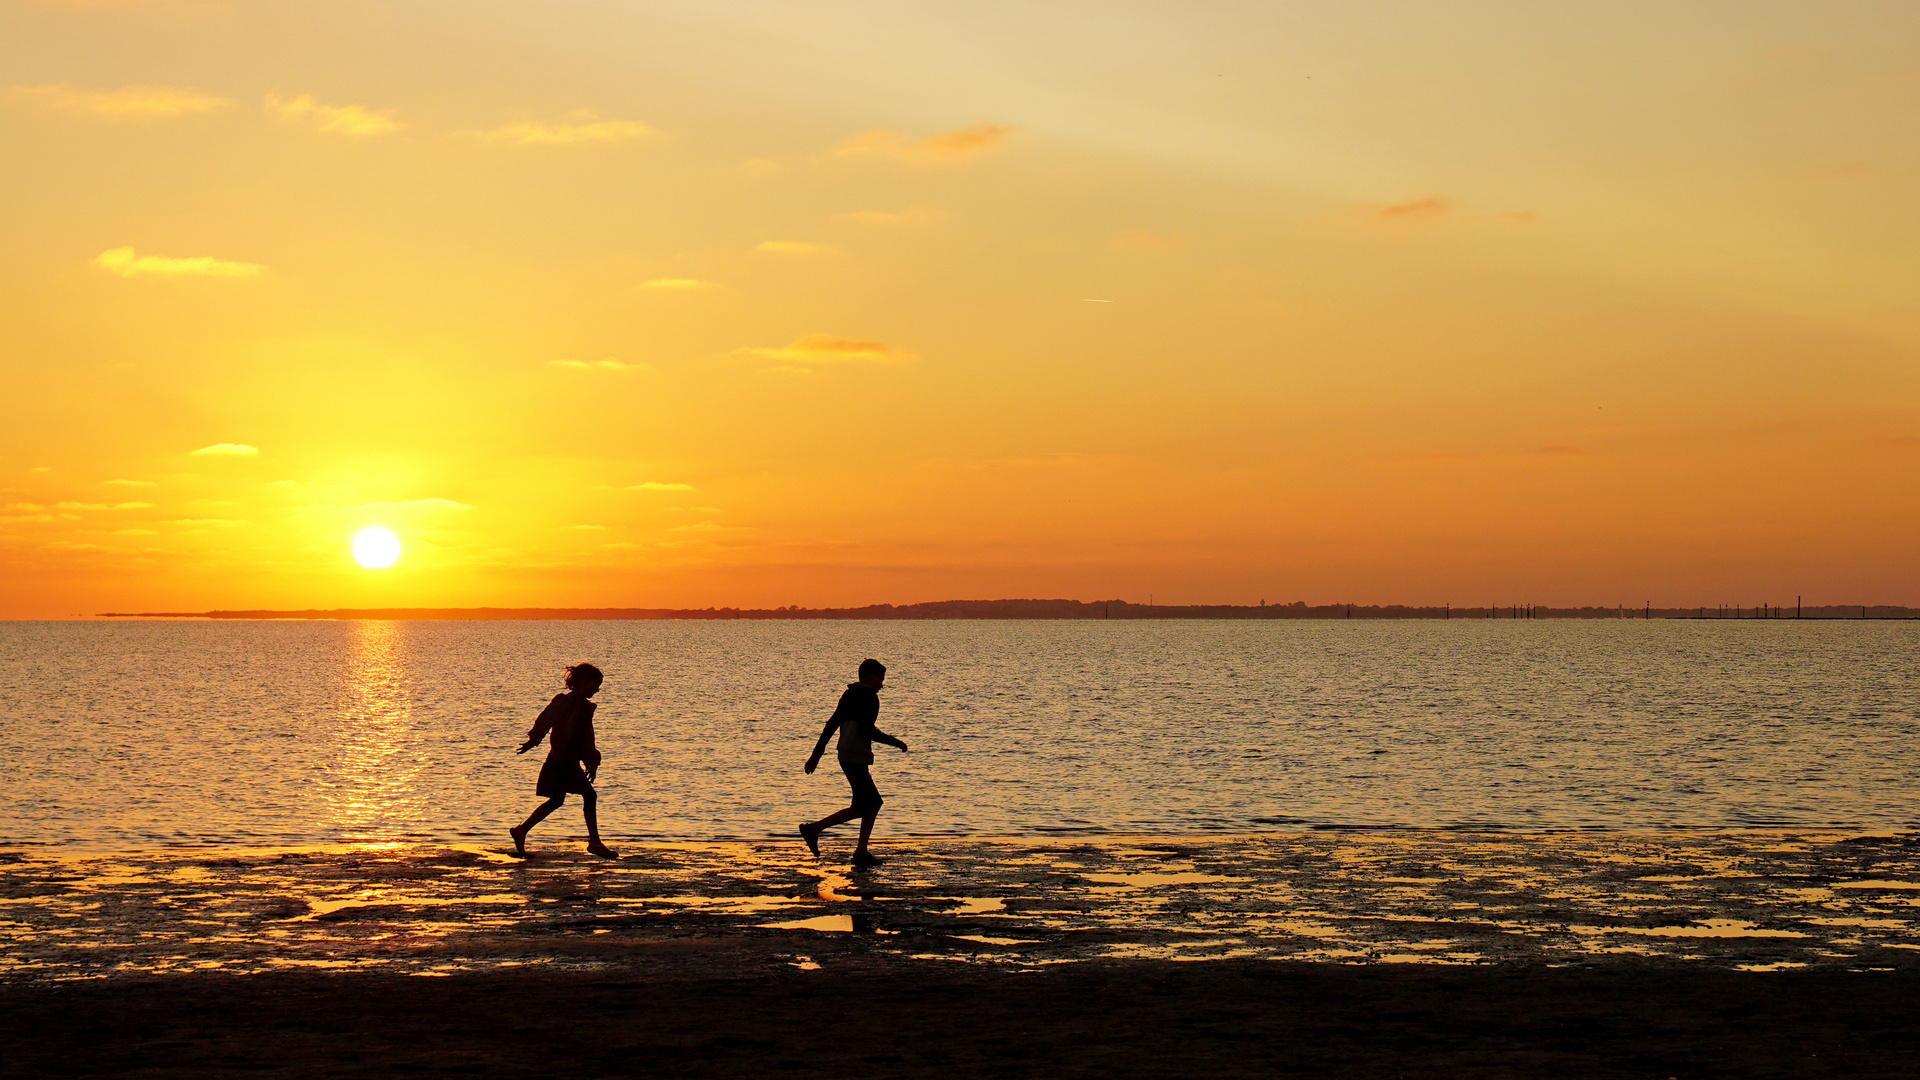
[94,599,1920,621]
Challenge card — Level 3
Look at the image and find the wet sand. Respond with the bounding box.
[6,831,1920,1075]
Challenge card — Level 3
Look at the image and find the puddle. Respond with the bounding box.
[294,893,527,920]
[761,915,854,932]
[952,935,1039,946]
[605,895,800,914]
[1082,872,1248,888]
[1570,920,1809,939]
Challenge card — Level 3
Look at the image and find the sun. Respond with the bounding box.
[352,527,401,569]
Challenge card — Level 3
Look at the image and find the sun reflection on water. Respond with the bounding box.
[317,622,427,838]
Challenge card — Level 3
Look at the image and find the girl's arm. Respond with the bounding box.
[870,725,908,753]
[580,714,602,780]
[516,694,567,754]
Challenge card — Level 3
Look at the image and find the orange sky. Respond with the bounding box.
[3,1,1917,617]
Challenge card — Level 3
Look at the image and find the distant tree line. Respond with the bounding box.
[97,599,1920,621]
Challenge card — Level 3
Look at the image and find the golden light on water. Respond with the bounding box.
[352,528,401,569]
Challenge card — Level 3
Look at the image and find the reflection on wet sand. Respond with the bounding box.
[5,831,1920,981]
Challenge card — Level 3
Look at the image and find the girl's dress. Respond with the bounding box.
[524,692,600,797]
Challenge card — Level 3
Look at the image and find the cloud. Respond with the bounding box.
[103,479,157,487]
[114,528,158,535]
[1107,229,1185,251]
[1424,444,1589,461]
[639,278,717,290]
[472,110,654,146]
[96,247,263,279]
[1373,196,1451,223]
[265,93,402,136]
[838,207,945,227]
[754,241,838,256]
[548,359,651,372]
[165,518,244,527]
[190,443,259,456]
[350,498,470,512]
[747,334,915,367]
[834,122,1014,163]
[623,481,693,492]
[15,83,231,118]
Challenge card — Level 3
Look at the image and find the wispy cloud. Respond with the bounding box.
[190,443,259,456]
[1375,196,1451,222]
[472,110,654,146]
[621,481,693,492]
[96,247,263,279]
[834,122,1014,163]
[103,479,157,487]
[638,278,716,290]
[548,359,651,372]
[748,334,915,369]
[1107,229,1185,251]
[15,83,230,118]
[1425,444,1590,461]
[754,241,838,257]
[838,207,945,227]
[350,498,469,512]
[265,93,402,136]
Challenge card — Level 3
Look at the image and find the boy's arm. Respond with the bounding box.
[516,694,565,754]
[869,725,908,753]
[805,714,842,774]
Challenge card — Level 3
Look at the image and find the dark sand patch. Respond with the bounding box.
[8,961,1920,1078]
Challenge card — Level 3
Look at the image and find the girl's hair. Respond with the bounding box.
[565,662,603,688]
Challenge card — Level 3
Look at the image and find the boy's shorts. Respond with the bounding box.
[841,761,884,813]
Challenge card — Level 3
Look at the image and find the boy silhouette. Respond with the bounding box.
[800,658,907,868]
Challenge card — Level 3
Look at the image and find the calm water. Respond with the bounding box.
[2,620,1917,849]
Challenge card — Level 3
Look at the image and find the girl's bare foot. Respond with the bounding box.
[509,825,529,857]
[586,841,619,859]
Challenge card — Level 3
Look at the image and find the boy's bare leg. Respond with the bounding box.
[855,811,878,853]
[511,795,567,856]
[583,791,618,858]
[810,806,862,832]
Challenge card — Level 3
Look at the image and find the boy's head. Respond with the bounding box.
[857,658,886,687]
[565,662,604,695]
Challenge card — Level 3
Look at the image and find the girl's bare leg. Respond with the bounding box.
[511,795,567,855]
[583,791,618,858]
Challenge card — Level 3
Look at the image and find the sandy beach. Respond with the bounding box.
[5,830,1920,1075]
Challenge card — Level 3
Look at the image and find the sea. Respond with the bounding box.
[2,619,1916,850]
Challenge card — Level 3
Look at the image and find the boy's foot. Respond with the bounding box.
[850,850,884,869]
[586,842,619,859]
[509,825,528,857]
[798,823,821,857]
